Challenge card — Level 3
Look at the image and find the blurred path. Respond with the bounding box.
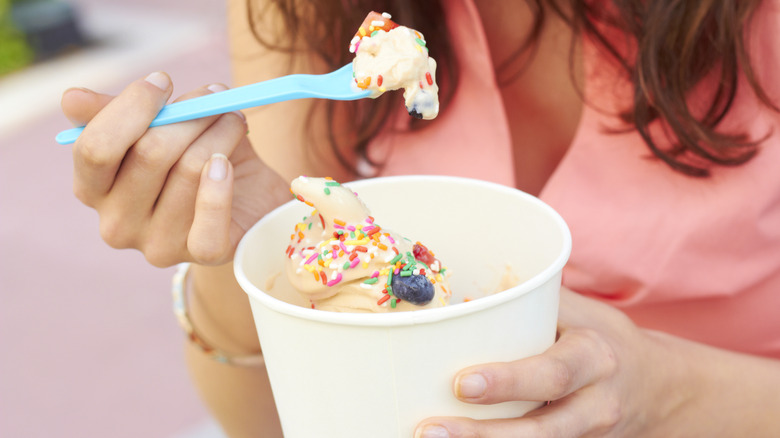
[1,1,232,437]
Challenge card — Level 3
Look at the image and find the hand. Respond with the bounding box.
[414,287,692,438]
[62,72,289,267]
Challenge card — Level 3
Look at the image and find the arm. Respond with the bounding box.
[416,287,780,437]
[179,1,364,436]
[62,75,290,436]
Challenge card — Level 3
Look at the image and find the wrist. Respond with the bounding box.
[187,262,262,355]
[643,329,780,436]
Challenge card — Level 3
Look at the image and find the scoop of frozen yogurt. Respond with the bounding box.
[350,11,440,120]
[284,176,451,312]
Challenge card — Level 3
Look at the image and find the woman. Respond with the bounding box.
[61,0,780,436]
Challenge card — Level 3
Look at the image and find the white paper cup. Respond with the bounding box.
[234,175,571,438]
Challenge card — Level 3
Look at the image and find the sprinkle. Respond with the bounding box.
[386,234,396,244]
[313,270,320,282]
[370,271,380,278]
[359,27,366,36]
[320,271,327,284]
[304,253,318,265]
[426,72,433,86]
[326,272,343,287]
[343,261,352,270]
[350,258,360,268]
[377,75,383,87]
[363,277,378,285]
[325,181,340,187]
[367,216,375,223]
[416,37,426,47]
[355,245,368,252]
[381,12,392,19]
[377,243,388,250]
[390,298,398,309]
[324,187,331,195]
[371,20,385,27]
[370,30,379,37]
[356,77,371,89]
[378,294,391,305]
[367,226,381,236]
[389,253,403,264]
[334,219,346,226]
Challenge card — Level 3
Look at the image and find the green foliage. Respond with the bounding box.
[0,0,35,76]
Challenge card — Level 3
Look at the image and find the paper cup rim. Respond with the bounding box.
[234,175,571,327]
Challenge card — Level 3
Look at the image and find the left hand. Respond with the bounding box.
[414,287,690,438]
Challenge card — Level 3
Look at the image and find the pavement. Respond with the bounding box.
[0,1,233,437]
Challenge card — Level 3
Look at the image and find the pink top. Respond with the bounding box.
[369,0,780,358]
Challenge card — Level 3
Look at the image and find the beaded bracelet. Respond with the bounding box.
[172,263,265,367]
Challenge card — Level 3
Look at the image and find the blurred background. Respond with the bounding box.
[1,0,233,436]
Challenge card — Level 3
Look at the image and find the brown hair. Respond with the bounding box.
[248,0,775,177]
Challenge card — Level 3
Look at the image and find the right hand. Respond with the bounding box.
[62,72,290,267]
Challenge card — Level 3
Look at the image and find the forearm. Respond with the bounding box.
[648,329,780,437]
[185,263,282,438]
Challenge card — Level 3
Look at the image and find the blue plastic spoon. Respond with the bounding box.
[56,64,369,145]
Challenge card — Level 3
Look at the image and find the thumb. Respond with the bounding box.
[60,87,115,126]
[188,153,235,265]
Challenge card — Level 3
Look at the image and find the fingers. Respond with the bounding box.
[61,87,114,126]
[142,106,247,266]
[100,84,228,226]
[72,72,173,206]
[416,388,621,438]
[452,328,617,405]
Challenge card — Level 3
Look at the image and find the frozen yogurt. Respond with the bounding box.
[284,176,451,312]
[350,11,440,120]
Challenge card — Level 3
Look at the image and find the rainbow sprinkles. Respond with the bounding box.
[283,176,451,313]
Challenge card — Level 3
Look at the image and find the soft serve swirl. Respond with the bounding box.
[285,176,451,312]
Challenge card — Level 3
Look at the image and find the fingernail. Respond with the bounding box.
[208,153,228,181]
[456,373,486,398]
[415,425,450,438]
[64,86,93,95]
[207,83,229,93]
[145,72,170,91]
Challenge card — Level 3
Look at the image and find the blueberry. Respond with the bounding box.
[391,274,435,305]
[408,108,423,119]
